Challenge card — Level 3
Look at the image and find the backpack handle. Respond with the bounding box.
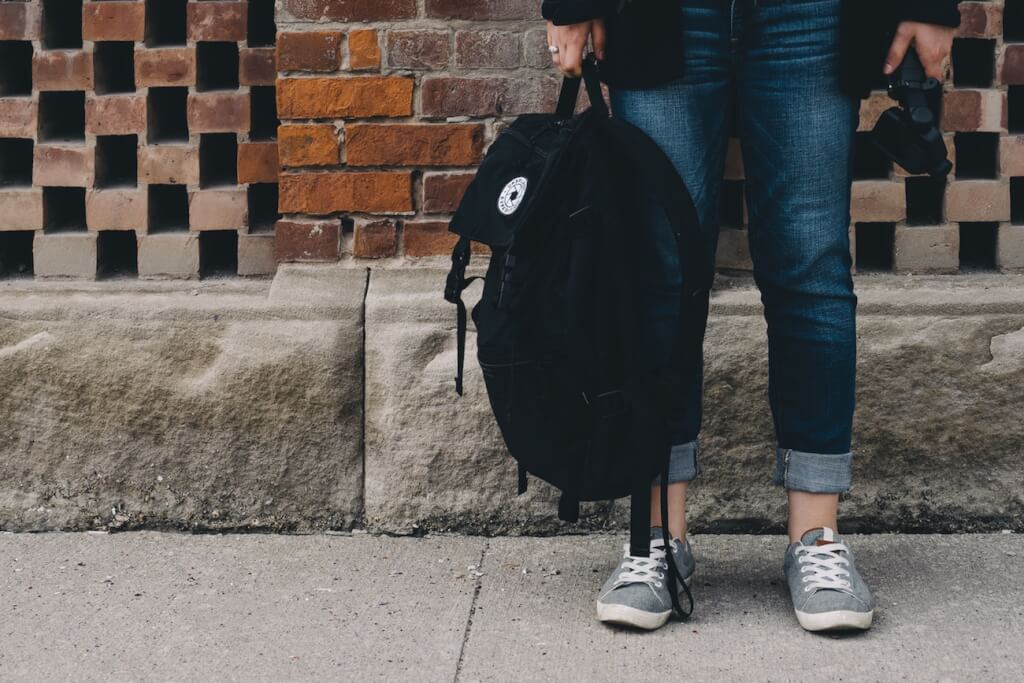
[555,54,609,119]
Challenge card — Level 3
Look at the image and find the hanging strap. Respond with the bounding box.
[660,452,694,621]
[556,55,609,120]
[444,237,481,396]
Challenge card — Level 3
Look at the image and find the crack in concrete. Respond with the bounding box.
[453,539,490,683]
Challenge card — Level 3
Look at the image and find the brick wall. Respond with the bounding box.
[3,1,1024,278]
[0,0,279,278]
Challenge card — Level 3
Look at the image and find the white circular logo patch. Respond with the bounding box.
[497,177,529,216]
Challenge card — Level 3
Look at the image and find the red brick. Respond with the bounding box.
[237,142,279,183]
[277,32,344,72]
[354,219,397,258]
[1000,136,1024,177]
[279,124,340,167]
[240,48,277,86]
[33,50,93,91]
[279,0,416,22]
[957,2,1002,39]
[0,190,43,231]
[523,28,552,69]
[277,77,414,119]
[86,189,148,232]
[454,31,521,69]
[421,76,559,118]
[189,189,248,230]
[941,90,1003,132]
[0,99,38,139]
[386,30,450,70]
[139,145,200,185]
[279,172,413,214]
[347,124,485,167]
[423,173,475,214]
[403,220,457,257]
[275,219,341,262]
[187,2,248,42]
[33,145,95,187]
[86,95,147,136]
[1002,45,1024,85]
[135,48,196,87]
[188,92,251,133]
[82,2,146,42]
[349,29,381,71]
[425,0,537,20]
[0,3,40,41]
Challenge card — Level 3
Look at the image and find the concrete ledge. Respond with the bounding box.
[365,270,1024,534]
[0,266,367,531]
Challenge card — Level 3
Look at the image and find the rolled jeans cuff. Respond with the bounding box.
[652,440,701,486]
[772,447,852,494]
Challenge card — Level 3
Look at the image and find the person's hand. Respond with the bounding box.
[546,19,606,77]
[884,21,955,81]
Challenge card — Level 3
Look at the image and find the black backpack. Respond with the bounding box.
[443,57,713,620]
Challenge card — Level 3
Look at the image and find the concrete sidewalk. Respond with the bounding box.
[1,532,1021,682]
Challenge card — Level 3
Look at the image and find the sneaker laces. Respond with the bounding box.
[613,539,673,590]
[796,541,853,593]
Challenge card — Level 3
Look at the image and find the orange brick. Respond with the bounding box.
[403,220,456,257]
[346,124,485,167]
[277,77,414,119]
[135,48,196,87]
[238,142,279,183]
[279,172,413,214]
[279,124,340,167]
[354,219,397,258]
[82,2,145,41]
[277,31,343,72]
[34,145,95,187]
[349,29,381,70]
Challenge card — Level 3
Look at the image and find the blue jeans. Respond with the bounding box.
[616,0,859,493]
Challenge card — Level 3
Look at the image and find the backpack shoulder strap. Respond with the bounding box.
[444,237,481,396]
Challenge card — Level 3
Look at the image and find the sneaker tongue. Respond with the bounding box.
[800,527,839,547]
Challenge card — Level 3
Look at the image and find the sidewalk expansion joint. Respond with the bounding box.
[453,539,490,683]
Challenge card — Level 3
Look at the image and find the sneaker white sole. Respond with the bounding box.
[795,608,874,632]
[596,576,693,631]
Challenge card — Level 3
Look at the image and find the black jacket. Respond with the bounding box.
[541,0,961,98]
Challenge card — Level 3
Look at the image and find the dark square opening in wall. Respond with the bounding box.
[1012,177,1024,224]
[0,41,33,97]
[97,230,138,278]
[200,230,238,277]
[199,133,238,187]
[147,87,189,143]
[954,132,999,179]
[719,180,745,228]
[1008,87,1024,134]
[0,231,34,278]
[145,0,187,47]
[43,187,86,233]
[855,223,895,272]
[853,132,892,180]
[1006,0,1024,42]
[148,185,189,232]
[250,86,279,141]
[248,0,277,47]
[196,42,240,91]
[95,135,138,188]
[248,183,279,232]
[959,222,998,271]
[93,42,135,95]
[42,0,83,50]
[951,39,995,88]
[905,176,946,226]
[38,91,85,142]
[0,138,34,187]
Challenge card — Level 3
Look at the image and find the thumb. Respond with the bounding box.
[885,26,913,75]
[591,18,607,61]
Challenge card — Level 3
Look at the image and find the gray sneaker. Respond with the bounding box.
[596,527,695,630]
[784,527,874,632]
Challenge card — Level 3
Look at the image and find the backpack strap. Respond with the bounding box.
[444,237,481,396]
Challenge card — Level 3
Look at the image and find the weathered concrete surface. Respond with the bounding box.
[1,532,1021,681]
[0,532,480,681]
[0,266,367,531]
[365,270,1024,534]
[460,533,1024,681]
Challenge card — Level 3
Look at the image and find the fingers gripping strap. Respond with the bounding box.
[555,56,608,119]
